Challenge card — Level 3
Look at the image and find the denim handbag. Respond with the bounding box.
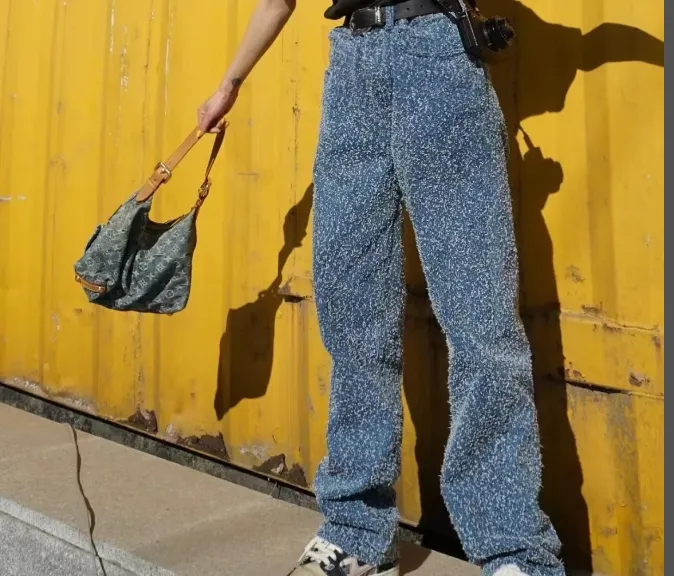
[73,124,226,314]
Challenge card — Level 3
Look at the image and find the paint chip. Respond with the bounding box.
[177,432,229,460]
[253,454,309,488]
[565,265,584,283]
[628,372,650,388]
[125,408,158,433]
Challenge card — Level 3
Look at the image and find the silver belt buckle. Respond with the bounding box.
[349,6,384,35]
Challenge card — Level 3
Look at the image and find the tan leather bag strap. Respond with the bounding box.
[136,119,227,203]
[193,127,226,209]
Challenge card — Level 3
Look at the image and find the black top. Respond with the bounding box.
[325,0,392,20]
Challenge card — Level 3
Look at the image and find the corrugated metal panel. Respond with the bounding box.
[0,1,663,574]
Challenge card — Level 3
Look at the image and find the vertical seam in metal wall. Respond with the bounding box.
[50,1,69,392]
[38,1,64,388]
[0,0,14,374]
[582,1,619,321]
[0,0,12,157]
[92,0,118,404]
[138,0,156,428]
[153,0,173,422]
[221,0,239,446]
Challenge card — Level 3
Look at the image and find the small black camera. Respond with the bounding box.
[456,10,516,57]
[434,0,516,58]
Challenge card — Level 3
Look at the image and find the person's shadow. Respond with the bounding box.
[402,3,663,574]
[214,185,314,419]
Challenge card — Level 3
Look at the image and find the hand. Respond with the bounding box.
[197,83,239,134]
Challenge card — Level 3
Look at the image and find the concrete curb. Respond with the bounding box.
[0,497,177,576]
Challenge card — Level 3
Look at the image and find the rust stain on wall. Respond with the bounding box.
[177,432,230,461]
[124,408,158,433]
[253,454,309,488]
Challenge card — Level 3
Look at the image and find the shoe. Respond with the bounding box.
[493,565,530,576]
[287,536,399,576]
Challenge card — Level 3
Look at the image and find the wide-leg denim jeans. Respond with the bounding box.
[311,10,564,576]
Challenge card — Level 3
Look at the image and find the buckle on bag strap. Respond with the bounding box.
[154,161,172,183]
[193,128,225,209]
[135,117,227,203]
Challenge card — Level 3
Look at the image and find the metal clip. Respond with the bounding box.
[198,180,211,199]
[155,161,172,183]
[194,180,212,209]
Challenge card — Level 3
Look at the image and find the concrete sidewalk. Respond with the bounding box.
[0,403,479,576]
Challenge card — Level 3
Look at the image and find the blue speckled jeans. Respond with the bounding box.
[311,10,564,576]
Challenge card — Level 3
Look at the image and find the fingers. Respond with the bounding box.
[197,109,225,134]
[202,116,227,134]
[197,108,209,133]
[197,95,229,134]
[197,103,215,133]
[209,117,227,133]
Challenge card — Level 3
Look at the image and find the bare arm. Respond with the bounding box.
[197,0,296,133]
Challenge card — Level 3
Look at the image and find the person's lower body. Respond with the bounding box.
[300,10,565,576]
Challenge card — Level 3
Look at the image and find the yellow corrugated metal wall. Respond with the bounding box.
[0,1,663,574]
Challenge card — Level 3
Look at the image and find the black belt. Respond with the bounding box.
[346,0,458,33]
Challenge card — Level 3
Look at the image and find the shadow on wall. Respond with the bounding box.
[403,2,663,573]
[214,185,314,420]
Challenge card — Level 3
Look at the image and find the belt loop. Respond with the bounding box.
[384,5,395,30]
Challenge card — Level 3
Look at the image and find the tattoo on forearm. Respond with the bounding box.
[231,78,242,89]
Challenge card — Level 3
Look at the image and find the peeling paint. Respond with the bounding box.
[124,408,158,433]
[178,432,229,461]
[318,376,328,396]
[239,444,270,462]
[628,372,650,388]
[3,378,97,414]
[565,265,585,283]
[253,454,309,488]
[582,305,603,317]
[164,423,180,441]
[566,368,586,381]
[50,313,61,343]
[602,323,621,334]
